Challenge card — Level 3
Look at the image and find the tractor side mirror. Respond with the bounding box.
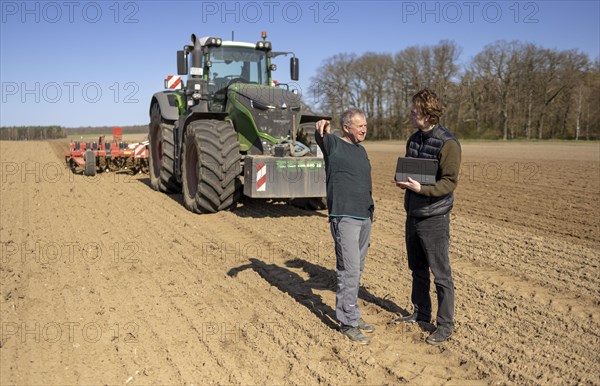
[290,57,299,81]
[177,50,188,75]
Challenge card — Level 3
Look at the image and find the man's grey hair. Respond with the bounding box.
[340,108,366,128]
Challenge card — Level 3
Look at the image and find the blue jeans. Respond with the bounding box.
[406,213,454,330]
[330,216,371,327]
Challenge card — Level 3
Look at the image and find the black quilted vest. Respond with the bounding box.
[404,124,457,217]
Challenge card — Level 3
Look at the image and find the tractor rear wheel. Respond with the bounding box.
[84,150,96,176]
[149,103,179,192]
[182,120,241,213]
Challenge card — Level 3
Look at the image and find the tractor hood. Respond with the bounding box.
[230,85,302,140]
[235,86,302,110]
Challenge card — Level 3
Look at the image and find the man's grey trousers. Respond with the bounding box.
[329,216,371,327]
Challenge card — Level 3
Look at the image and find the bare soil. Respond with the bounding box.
[1,139,598,385]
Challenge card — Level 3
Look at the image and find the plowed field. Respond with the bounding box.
[1,139,598,385]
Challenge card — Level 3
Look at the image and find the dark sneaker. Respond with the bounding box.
[341,325,371,345]
[426,327,452,345]
[395,312,429,324]
[357,318,375,333]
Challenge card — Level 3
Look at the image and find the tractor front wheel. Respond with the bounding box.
[182,120,241,213]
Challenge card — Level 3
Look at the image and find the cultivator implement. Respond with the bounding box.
[65,127,149,176]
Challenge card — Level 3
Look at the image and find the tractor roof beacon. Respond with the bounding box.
[148,32,329,214]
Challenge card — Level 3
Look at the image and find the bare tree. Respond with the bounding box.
[309,53,358,127]
[352,53,393,138]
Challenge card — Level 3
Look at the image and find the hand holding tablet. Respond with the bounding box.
[394,157,438,185]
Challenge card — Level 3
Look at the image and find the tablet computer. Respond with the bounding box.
[395,157,438,185]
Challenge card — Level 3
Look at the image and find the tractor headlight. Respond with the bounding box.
[204,37,222,47]
[256,40,272,51]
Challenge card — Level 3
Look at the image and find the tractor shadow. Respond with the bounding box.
[137,177,327,219]
[227,257,406,330]
[233,196,328,219]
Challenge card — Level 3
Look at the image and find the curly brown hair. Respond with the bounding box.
[412,89,445,126]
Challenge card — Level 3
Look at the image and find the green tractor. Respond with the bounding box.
[148,32,328,213]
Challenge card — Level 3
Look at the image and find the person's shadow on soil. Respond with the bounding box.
[227,258,408,330]
[228,258,338,330]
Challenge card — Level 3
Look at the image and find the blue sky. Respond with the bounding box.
[1,0,599,127]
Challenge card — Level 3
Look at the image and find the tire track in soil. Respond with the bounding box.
[95,171,482,382]
[0,141,96,384]
[101,195,390,384]
[366,145,600,385]
[130,201,398,384]
[179,205,486,385]
[2,141,208,384]
[0,141,134,384]
[453,268,599,385]
[55,174,384,382]
[452,219,599,317]
[59,171,235,384]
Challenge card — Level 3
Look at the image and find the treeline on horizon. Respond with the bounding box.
[309,39,600,140]
[65,125,148,136]
[0,126,67,141]
[0,125,148,141]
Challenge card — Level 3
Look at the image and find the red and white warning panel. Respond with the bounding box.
[256,163,267,192]
[129,141,149,159]
[243,156,326,198]
[165,75,182,89]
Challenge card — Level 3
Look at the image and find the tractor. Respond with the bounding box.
[148,32,328,213]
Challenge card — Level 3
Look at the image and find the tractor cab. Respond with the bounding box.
[208,45,269,92]
[205,43,270,111]
[176,32,299,114]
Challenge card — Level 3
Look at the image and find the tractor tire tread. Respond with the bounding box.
[182,120,241,214]
[149,103,180,193]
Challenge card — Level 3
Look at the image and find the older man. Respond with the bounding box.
[315,108,375,345]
